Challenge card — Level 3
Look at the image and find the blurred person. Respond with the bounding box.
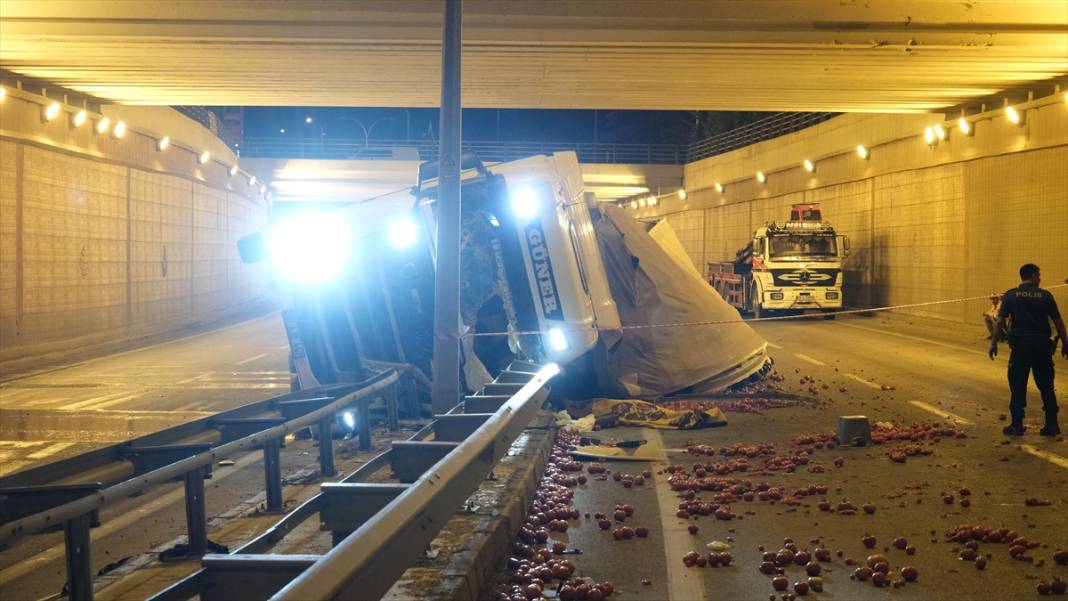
[983,294,1006,342]
[989,264,1067,436]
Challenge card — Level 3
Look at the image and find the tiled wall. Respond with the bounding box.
[0,140,267,361]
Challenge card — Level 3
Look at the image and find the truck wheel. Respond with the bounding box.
[822,311,837,320]
[753,305,768,319]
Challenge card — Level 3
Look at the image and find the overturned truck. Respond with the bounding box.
[239,152,770,404]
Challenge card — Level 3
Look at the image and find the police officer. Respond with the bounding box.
[989,263,1068,436]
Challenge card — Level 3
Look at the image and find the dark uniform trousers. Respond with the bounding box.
[1007,336,1058,419]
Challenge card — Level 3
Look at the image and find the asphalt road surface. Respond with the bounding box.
[491,313,1068,601]
[0,314,289,477]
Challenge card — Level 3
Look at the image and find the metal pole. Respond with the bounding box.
[431,0,463,415]
[183,466,208,555]
[318,414,336,477]
[263,438,283,512]
[64,513,93,601]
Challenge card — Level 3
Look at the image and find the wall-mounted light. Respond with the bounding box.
[279,128,286,134]
[229,164,239,177]
[72,109,87,128]
[648,196,658,206]
[714,182,724,193]
[43,101,61,122]
[802,159,815,173]
[957,117,973,136]
[934,124,947,141]
[630,200,637,210]
[157,136,170,151]
[1006,106,1023,126]
[305,116,313,124]
[756,171,767,184]
[924,126,937,146]
[0,87,6,102]
[856,144,870,160]
[112,120,127,139]
[677,188,687,200]
[95,117,111,135]
[638,198,647,207]
[249,175,257,187]
[198,150,211,164]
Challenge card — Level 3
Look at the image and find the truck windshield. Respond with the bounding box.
[768,234,837,260]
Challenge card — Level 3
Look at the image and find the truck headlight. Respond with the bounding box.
[267,211,351,285]
[769,292,784,300]
[510,187,540,224]
[387,217,418,250]
[826,291,839,299]
[548,327,569,352]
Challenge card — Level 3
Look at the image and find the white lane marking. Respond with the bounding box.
[834,320,1067,374]
[236,353,268,366]
[0,440,45,448]
[794,353,827,366]
[54,391,131,411]
[1020,444,1068,469]
[648,429,706,601]
[276,344,290,351]
[176,372,212,385]
[0,447,264,583]
[84,392,144,411]
[843,373,883,390]
[908,400,975,425]
[766,341,783,349]
[0,460,32,477]
[26,442,77,460]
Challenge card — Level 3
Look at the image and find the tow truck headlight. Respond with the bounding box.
[510,187,540,224]
[387,217,418,250]
[826,291,839,300]
[548,327,569,352]
[266,211,351,286]
[769,292,784,300]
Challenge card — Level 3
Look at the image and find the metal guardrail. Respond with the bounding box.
[0,369,404,601]
[239,136,684,164]
[146,361,557,601]
[686,112,838,162]
[237,113,839,166]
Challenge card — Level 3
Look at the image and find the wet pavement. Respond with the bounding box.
[0,314,288,476]
[489,314,1068,601]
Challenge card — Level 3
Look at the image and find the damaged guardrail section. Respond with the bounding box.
[266,362,559,601]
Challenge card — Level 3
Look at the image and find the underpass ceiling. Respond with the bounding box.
[1,1,1066,112]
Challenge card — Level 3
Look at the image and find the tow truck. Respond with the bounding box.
[239,152,769,402]
[709,203,848,318]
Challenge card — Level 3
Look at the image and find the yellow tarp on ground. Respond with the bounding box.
[592,398,728,430]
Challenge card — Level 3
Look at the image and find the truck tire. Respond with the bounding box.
[822,311,837,320]
[753,304,768,319]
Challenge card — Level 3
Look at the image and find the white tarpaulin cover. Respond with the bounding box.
[590,204,769,397]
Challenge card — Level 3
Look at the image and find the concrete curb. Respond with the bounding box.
[387,420,556,601]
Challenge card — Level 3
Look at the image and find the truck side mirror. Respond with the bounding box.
[842,236,850,256]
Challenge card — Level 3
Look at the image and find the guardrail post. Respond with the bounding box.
[358,399,372,451]
[318,415,336,478]
[386,384,400,432]
[183,465,208,555]
[263,438,284,512]
[64,512,93,601]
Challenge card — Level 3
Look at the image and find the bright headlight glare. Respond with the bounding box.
[548,328,569,352]
[267,211,352,286]
[510,187,540,223]
[342,411,355,429]
[388,217,418,250]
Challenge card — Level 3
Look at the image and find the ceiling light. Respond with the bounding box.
[802,159,815,173]
[198,150,211,164]
[305,116,313,124]
[1006,106,1023,126]
[856,144,869,160]
[229,164,239,176]
[95,117,111,134]
[934,124,947,141]
[0,87,6,102]
[630,200,637,209]
[714,182,724,193]
[249,176,257,187]
[43,101,61,121]
[924,127,936,146]
[112,121,127,139]
[678,188,687,200]
[157,136,170,151]
[648,196,658,206]
[958,117,973,136]
[638,198,647,207]
[72,109,87,128]
[756,171,767,184]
